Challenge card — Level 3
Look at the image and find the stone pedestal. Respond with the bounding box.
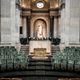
[29,40,51,59]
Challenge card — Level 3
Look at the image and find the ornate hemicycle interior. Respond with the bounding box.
[1,0,80,79]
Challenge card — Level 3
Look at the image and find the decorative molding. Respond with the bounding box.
[31,10,49,13]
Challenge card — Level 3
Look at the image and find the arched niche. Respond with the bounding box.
[33,19,47,38]
[31,17,50,38]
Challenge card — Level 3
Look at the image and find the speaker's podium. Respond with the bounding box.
[29,40,51,59]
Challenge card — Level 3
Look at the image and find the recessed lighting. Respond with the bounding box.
[21,4,26,8]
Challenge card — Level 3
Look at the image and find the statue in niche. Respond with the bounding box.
[34,20,47,39]
[37,24,43,39]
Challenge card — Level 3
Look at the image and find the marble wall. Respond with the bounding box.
[22,17,27,38]
[15,3,21,43]
[1,0,20,45]
[60,0,80,45]
[1,0,11,43]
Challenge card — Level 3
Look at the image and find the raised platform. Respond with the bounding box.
[29,40,51,59]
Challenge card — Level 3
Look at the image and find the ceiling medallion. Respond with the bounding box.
[36,1,44,8]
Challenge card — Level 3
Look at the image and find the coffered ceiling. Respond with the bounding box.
[20,0,60,10]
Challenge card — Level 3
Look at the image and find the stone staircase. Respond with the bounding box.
[22,76,58,80]
[20,45,29,54]
[27,57,53,76]
[28,58,52,71]
[51,45,60,54]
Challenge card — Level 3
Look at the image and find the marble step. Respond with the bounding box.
[28,65,52,70]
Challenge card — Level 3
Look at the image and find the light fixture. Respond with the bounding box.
[55,3,59,8]
[36,1,44,8]
[21,0,26,8]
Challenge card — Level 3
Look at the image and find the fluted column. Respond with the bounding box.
[23,17,27,38]
[57,17,60,38]
[54,17,58,38]
[50,16,54,38]
[27,16,31,38]
[54,17,57,37]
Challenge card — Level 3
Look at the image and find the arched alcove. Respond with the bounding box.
[31,16,50,38]
[33,19,47,39]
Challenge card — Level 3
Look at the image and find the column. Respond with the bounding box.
[22,17,27,38]
[26,17,28,38]
[11,0,21,44]
[57,17,60,38]
[60,7,66,43]
[15,1,21,43]
[54,16,60,47]
[54,17,58,38]
[50,16,54,38]
[27,16,31,38]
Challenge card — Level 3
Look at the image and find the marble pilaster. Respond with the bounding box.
[1,0,12,44]
[1,0,21,45]
[60,0,80,45]
[50,16,54,38]
[22,17,27,38]
[54,17,58,38]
